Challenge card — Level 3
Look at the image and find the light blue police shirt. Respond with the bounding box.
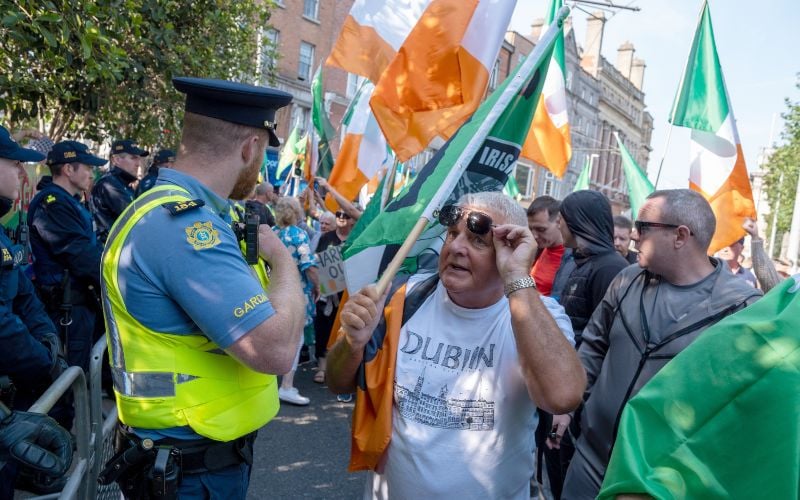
[117,169,277,442]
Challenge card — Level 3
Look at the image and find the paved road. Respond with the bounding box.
[248,363,366,499]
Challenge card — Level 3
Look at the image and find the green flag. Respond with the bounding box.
[614,132,653,218]
[311,66,335,179]
[599,275,799,499]
[342,7,567,292]
[276,126,306,182]
[573,156,592,191]
[503,175,521,200]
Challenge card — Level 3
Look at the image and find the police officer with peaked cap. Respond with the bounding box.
[99,78,305,498]
[135,148,176,197]
[0,126,71,496]
[90,139,149,243]
[27,141,106,374]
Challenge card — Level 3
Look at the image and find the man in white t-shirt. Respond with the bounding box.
[326,191,587,499]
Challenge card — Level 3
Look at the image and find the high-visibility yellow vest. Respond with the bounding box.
[101,185,278,442]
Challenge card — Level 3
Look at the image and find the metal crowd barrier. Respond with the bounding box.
[24,336,120,500]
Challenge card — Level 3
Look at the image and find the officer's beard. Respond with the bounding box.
[229,158,261,201]
[0,196,13,218]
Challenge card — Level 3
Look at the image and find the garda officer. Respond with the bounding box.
[100,78,305,499]
[28,141,107,373]
[91,139,149,243]
[135,148,176,197]
[0,126,69,496]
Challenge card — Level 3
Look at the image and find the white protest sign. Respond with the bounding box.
[317,246,346,296]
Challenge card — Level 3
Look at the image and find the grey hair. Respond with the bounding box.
[647,189,716,250]
[457,191,526,226]
[255,182,273,196]
[274,196,302,227]
[319,211,336,224]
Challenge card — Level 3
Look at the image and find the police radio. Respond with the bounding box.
[244,213,259,265]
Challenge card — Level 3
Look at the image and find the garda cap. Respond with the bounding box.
[0,125,45,163]
[112,139,149,157]
[152,149,176,166]
[47,141,107,167]
[172,77,292,147]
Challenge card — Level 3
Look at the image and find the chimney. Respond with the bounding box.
[581,11,605,77]
[631,58,646,90]
[616,41,635,79]
[530,18,544,41]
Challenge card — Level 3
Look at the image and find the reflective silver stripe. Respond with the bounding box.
[102,293,125,370]
[112,368,176,398]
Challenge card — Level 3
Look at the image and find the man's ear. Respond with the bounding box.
[240,134,262,164]
[674,225,692,249]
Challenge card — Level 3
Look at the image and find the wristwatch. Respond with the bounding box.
[504,276,537,297]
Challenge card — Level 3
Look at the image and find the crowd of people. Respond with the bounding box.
[0,75,793,500]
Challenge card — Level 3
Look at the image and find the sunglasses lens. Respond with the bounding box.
[438,205,461,227]
[336,211,350,219]
[466,212,493,235]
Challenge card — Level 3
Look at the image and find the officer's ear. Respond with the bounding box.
[239,134,263,166]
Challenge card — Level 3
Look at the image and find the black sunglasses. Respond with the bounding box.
[437,205,496,236]
[335,211,351,220]
[634,220,694,236]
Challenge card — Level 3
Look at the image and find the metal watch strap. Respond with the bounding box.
[504,276,537,297]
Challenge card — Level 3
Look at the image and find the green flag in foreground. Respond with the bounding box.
[341,8,568,292]
[599,275,800,500]
[614,132,653,218]
[573,156,592,191]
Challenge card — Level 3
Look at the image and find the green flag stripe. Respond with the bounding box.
[670,2,729,132]
[615,133,653,217]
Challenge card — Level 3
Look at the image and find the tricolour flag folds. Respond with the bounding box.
[276,125,306,184]
[599,275,800,499]
[342,7,567,292]
[369,0,517,162]
[311,66,335,179]
[520,0,571,177]
[326,0,428,84]
[325,82,390,211]
[614,132,654,218]
[670,0,755,254]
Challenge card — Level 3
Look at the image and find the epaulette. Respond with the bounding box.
[162,199,205,216]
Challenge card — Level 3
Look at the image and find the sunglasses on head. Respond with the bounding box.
[634,220,694,236]
[437,205,496,236]
[335,211,351,220]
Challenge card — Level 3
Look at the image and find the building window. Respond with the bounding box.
[488,59,500,90]
[290,105,310,136]
[346,73,362,99]
[298,42,314,81]
[303,0,319,20]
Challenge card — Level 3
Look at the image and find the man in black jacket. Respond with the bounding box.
[541,190,628,499]
[90,139,148,243]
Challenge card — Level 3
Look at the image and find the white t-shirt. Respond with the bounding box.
[366,275,574,499]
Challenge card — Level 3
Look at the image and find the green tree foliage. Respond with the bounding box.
[763,76,800,238]
[0,0,278,146]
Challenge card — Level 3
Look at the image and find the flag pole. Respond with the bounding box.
[654,0,708,188]
[373,5,570,296]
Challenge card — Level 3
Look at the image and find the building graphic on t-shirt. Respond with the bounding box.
[395,373,494,431]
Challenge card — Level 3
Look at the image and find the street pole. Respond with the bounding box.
[786,170,800,273]
[768,172,783,258]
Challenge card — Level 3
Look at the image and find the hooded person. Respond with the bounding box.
[555,190,629,345]
[540,190,628,499]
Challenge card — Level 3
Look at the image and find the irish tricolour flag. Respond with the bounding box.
[670,0,755,254]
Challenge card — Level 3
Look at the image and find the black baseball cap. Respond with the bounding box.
[111,139,149,157]
[0,125,45,162]
[47,141,108,167]
[152,149,176,166]
[173,77,293,147]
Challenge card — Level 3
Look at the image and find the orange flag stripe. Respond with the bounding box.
[691,145,756,255]
[326,15,396,84]
[520,94,571,177]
